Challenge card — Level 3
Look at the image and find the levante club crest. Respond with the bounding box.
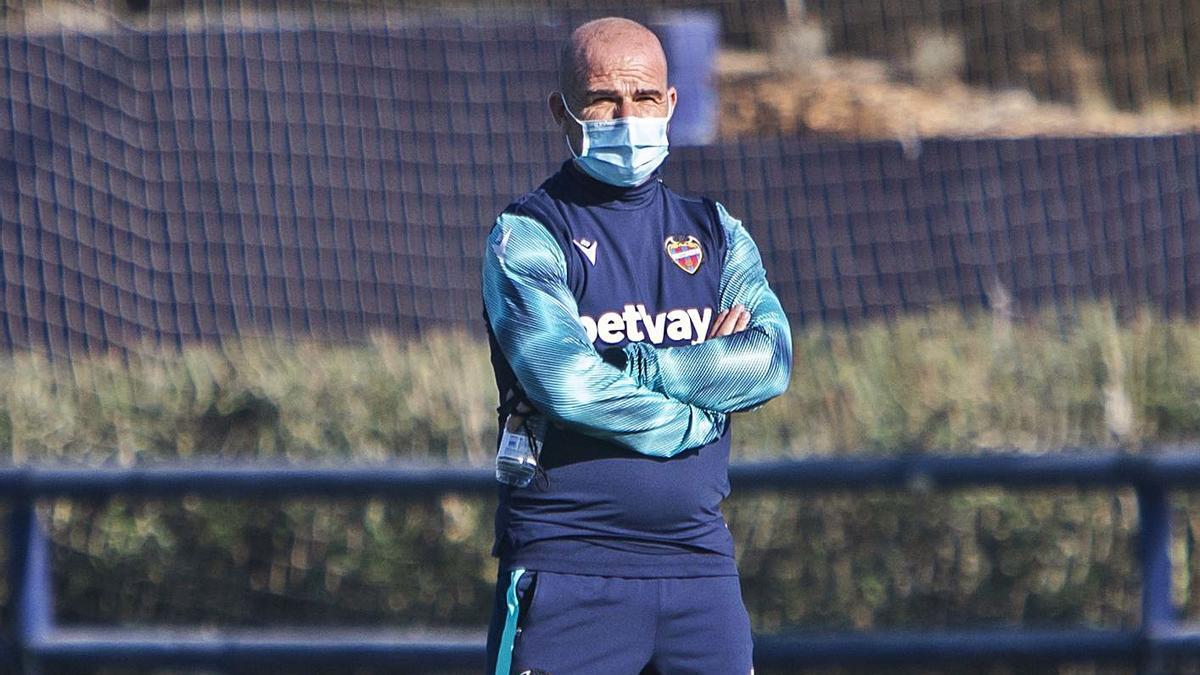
[664,235,703,274]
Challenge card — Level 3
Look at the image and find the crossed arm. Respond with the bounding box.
[617,203,793,413]
[481,205,792,458]
[484,213,725,458]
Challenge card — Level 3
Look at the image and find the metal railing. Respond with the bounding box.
[2,453,1198,672]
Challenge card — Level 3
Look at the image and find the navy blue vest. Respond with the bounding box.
[488,160,736,577]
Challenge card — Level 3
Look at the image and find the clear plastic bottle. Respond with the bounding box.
[495,414,545,487]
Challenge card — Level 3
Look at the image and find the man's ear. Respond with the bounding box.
[548,92,566,126]
[550,92,583,156]
[667,86,678,114]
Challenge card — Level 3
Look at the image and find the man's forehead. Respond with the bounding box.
[574,49,666,92]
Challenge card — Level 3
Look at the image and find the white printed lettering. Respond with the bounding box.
[665,309,691,342]
[579,305,714,346]
[620,304,645,342]
[597,312,625,344]
[578,315,598,343]
[639,304,667,343]
[686,308,713,345]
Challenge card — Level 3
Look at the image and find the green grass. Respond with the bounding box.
[8,304,1200,464]
[744,305,1172,455]
[0,331,497,465]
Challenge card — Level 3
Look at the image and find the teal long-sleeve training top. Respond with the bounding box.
[483,160,792,577]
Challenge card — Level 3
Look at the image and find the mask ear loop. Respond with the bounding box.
[661,98,675,141]
[558,92,589,157]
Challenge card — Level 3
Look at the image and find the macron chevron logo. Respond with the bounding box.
[572,238,598,265]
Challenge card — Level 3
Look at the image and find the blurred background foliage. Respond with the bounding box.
[4,304,1200,641]
[7,0,1200,112]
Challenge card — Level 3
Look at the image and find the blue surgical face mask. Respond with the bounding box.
[559,93,673,187]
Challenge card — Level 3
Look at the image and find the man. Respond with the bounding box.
[482,17,792,675]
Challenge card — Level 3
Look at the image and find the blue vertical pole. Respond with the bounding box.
[10,500,52,674]
[651,11,720,146]
[1137,485,1171,674]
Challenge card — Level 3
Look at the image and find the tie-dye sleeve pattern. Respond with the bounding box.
[620,203,793,413]
[483,212,726,458]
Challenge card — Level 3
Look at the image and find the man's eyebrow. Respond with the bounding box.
[583,88,665,99]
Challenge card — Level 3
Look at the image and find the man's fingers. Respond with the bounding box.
[507,400,537,431]
[717,307,743,337]
[502,393,536,432]
[710,305,750,338]
[733,307,751,333]
[707,309,729,338]
[709,312,729,338]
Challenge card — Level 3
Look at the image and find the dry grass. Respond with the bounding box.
[718,45,1200,142]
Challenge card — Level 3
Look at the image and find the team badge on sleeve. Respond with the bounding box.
[664,236,703,274]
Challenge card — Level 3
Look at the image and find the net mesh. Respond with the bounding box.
[3,17,1200,356]
[0,20,565,356]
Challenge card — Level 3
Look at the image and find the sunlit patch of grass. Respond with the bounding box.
[7,304,1200,463]
[0,331,496,466]
[739,304,1200,456]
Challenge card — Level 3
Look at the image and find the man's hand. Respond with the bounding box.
[707,304,751,339]
[505,399,536,432]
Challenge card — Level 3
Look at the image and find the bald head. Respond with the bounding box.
[558,18,668,102]
[550,17,677,150]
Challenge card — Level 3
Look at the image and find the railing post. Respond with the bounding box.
[1137,484,1172,674]
[10,499,52,675]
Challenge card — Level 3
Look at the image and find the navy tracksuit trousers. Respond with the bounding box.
[485,569,754,675]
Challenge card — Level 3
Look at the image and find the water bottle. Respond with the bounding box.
[495,414,545,487]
